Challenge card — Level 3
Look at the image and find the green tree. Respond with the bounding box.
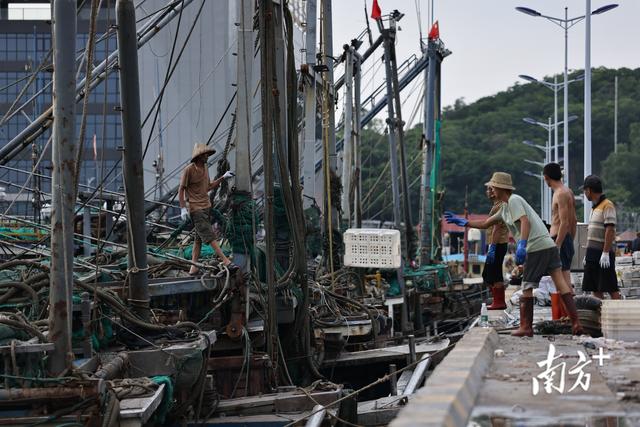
[359,67,640,222]
[601,123,640,209]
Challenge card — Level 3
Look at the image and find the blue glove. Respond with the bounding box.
[515,239,527,265]
[444,211,468,227]
[486,244,496,264]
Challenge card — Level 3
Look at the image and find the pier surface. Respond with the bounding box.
[392,316,640,426]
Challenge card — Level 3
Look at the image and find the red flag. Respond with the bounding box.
[371,0,382,20]
[428,21,440,40]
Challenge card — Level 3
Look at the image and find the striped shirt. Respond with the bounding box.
[587,195,616,251]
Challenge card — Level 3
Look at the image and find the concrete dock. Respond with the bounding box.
[392,315,640,426]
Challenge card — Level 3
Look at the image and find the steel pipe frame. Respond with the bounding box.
[0,0,196,165]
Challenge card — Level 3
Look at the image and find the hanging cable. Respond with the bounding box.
[73,0,101,194]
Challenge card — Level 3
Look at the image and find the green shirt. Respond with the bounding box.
[494,194,555,253]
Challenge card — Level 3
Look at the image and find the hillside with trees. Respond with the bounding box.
[360,67,640,231]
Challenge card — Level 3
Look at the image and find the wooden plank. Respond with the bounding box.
[358,396,408,426]
[200,410,337,425]
[98,276,221,297]
[396,370,413,395]
[127,331,215,377]
[119,383,165,423]
[0,337,54,354]
[322,338,449,367]
[313,319,372,339]
[274,390,341,413]
[215,390,341,416]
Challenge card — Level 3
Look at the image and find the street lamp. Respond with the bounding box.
[523,170,544,218]
[523,115,577,167]
[585,1,619,223]
[523,115,577,223]
[523,140,546,153]
[523,115,578,129]
[523,140,572,160]
[523,154,551,222]
[519,74,583,164]
[516,3,618,191]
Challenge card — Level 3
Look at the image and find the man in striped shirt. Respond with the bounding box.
[581,175,621,299]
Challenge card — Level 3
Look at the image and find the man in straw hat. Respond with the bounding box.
[445,172,584,337]
[179,143,235,275]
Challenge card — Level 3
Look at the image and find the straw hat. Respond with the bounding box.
[484,172,515,190]
[191,143,216,162]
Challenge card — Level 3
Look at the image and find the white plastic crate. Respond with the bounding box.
[617,256,633,266]
[343,228,401,269]
[601,300,640,342]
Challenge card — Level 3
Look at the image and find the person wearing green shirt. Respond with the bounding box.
[445,172,583,337]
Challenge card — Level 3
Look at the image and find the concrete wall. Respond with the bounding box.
[137,0,236,195]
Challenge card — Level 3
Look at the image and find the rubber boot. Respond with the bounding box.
[511,296,534,337]
[560,293,585,335]
[488,286,507,310]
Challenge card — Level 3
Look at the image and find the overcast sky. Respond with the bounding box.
[331,0,639,108]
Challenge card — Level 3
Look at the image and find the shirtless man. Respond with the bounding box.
[543,163,577,288]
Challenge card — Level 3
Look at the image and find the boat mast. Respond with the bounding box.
[116,0,150,321]
[48,0,77,376]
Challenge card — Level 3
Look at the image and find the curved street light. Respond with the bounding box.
[515,3,618,189]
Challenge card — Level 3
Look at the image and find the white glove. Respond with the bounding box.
[180,207,189,221]
[599,252,611,269]
[582,256,586,267]
[223,171,235,179]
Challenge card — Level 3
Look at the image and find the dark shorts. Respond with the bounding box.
[582,248,618,293]
[191,208,214,244]
[522,246,562,290]
[482,243,508,285]
[552,234,575,271]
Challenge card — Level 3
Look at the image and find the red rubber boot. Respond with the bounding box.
[488,285,507,310]
[560,293,585,335]
[511,296,534,337]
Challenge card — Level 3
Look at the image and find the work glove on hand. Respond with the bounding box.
[486,244,497,264]
[515,239,527,265]
[444,211,468,227]
[599,252,611,269]
[222,171,235,179]
[180,207,189,222]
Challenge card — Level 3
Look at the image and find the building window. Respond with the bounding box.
[8,3,52,21]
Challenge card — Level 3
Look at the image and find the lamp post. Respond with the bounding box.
[523,157,549,222]
[524,170,544,218]
[585,2,618,222]
[519,73,584,165]
[523,116,578,136]
[516,4,618,192]
[523,139,571,161]
[523,115,576,222]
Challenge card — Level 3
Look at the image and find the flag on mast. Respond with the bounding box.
[428,21,440,40]
[371,0,382,20]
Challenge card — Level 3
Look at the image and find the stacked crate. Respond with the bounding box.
[601,300,640,342]
[615,253,640,297]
